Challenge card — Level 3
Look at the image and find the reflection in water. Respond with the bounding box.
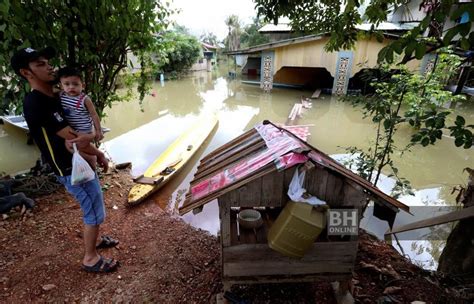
[1,68,473,270]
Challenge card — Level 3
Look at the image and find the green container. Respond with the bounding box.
[268,201,326,258]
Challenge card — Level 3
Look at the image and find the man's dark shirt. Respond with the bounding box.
[23,90,72,176]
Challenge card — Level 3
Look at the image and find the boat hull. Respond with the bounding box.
[1,115,29,132]
[127,115,218,206]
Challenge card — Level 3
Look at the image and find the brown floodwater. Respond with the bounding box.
[1,68,473,269]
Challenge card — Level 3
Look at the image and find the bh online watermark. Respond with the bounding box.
[327,209,359,236]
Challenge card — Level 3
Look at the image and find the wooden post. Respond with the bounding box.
[219,199,231,247]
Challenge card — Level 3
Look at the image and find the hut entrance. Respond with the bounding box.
[273,66,333,90]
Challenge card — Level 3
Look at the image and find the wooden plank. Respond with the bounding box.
[342,182,367,209]
[226,189,239,207]
[283,166,297,199]
[194,139,266,181]
[200,129,257,164]
[238,224,257,244]
[223,242,357,277]
[311,89,322,98]
[238,177,262,206]
[386,206,474,235]
[197,134,262,171]
[304,166,319,197]
[223,241,358,277]
[261,170,284,207]
[255,210,271,244]
[219,199,231,247]
[230,209,239,246]
[133,176,163,185]
[223,273,352,285]
[180,164,277,215]
[315,166,329,202]
[325,173,345,207]
[224,242,357,263]
[224,260,353,277]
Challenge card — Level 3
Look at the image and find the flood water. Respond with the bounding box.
[1,67,473,270]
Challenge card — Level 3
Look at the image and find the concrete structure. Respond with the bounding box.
[227,34,420,95]
[190,42,219,72]
[240,1,474,95]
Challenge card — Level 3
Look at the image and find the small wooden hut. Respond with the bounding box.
[179,121,409,297]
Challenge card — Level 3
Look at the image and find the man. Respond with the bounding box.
[10,47,119,273]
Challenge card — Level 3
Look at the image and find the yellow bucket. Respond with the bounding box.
[268,201,326,258]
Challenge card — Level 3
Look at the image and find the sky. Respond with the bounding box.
[171,0,257,41]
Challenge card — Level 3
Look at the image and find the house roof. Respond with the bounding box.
[225,34,326,55]
[258,22,418,34]
[201,42,218,50]
[179,121,410,215]
[225,31,403,55]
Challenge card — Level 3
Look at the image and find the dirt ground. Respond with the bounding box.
[0,169,470,303]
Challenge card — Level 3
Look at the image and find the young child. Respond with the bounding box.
[57,67,104,168]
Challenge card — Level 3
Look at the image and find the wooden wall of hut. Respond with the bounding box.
[219,163,368,210]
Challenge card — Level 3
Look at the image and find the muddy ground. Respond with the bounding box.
[0,169,469,303]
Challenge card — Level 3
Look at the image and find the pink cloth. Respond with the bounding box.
[191,123,310,200]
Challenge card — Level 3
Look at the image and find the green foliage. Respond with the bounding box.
[158,30,201,78]
[240,17,270,48]
[224,15,242,51]
[200,32,219,46]
[343,49,472,196]
[0,0,173,118]
[254,0,474,63]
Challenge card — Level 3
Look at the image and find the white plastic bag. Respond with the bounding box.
[71,143,95,185]
[287,167,326,206]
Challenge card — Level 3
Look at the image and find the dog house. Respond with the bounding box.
[179,121,409,299]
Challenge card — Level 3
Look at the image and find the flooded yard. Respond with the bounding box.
[1,68,473,269]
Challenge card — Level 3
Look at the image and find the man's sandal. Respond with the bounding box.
[82,256,119,273]
[96,235,119,249]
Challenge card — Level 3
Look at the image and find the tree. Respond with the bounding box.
[158,30,201,78]
[240,17,270,48]
[224,15,242,51]
[254,0,473,149]
[0,0,173,118]
[254,0,474,63]
[344,49,467,198]
[200,32,218,46]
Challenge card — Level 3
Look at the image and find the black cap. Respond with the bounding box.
[10,46,56,77]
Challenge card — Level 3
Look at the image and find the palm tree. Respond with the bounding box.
[224,15,242,51]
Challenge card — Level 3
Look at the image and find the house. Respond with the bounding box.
[179,121,409,298]
[226,33,420,95]
[190,42,219,72]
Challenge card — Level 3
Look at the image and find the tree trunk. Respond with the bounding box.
[438,169,474,275]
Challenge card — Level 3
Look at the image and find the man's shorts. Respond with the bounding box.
[57,174,106,225]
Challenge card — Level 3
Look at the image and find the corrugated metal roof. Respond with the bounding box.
[225,34,326,55]
[179,121,410,215]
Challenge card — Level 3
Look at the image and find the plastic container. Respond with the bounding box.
[238,209,263,229]
[267,201,326,258]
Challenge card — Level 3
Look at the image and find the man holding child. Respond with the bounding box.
[10,47,119,273]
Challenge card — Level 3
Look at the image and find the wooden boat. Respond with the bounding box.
[0,115,29,132]
[127,114,219,206]
[0,115,110,134]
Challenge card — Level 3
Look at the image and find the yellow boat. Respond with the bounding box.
[127,115,218,206]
